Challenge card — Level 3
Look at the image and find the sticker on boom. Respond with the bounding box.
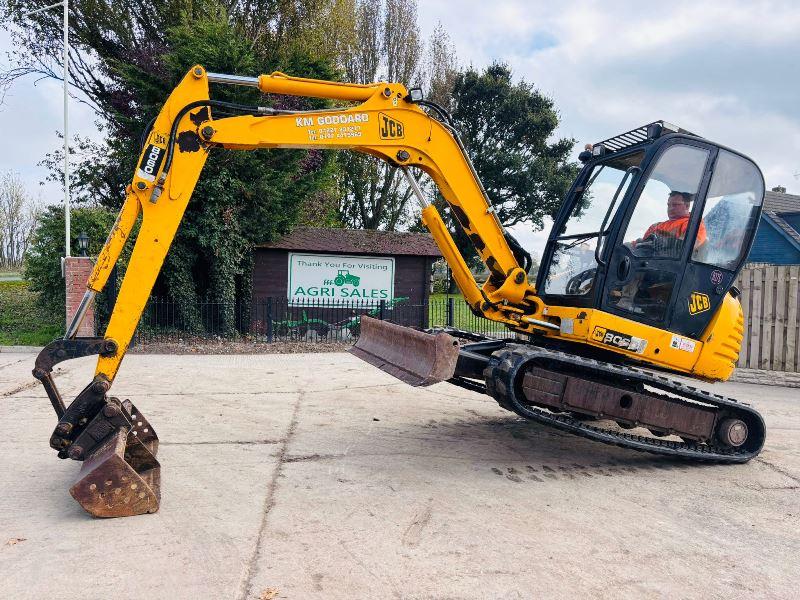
[591,326,648,354]
[688,292,711,315]
[136,144,165,182]
[379,113,404,139]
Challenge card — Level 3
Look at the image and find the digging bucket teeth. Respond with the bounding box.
[33,338,161,518]
[350,316,460,386]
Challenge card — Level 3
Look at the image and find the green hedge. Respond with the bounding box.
[0,280,62,346]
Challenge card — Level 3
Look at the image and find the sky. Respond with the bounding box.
[1,0,800,259]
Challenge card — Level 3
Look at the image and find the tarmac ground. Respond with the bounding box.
[1,351,798,599]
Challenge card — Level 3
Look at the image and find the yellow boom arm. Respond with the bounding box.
[75,65,543,384]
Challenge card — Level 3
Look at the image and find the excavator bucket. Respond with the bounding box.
[350,316,460,386]
[69,400,160,518]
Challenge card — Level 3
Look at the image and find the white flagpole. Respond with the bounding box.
[20,1,70,257]
[63,0,70,257]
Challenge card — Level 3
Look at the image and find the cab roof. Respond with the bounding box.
[593,121,700,155]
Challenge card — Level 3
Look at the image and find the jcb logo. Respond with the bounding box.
[688,292,710,315]
[379,113,404,139]
[591,326,607,341]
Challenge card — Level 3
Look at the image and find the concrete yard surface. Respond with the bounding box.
[1,351,798,599]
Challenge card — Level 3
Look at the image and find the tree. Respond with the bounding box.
[2,1,340,334]
[1,1,326,115]
[435,63,578,273]
[0,171,41,269]
[24,205,116,320]
[452,63,577,229]
[422,21,458,111]
[151,14,338,335]
[304,0,426,231]
[300,4,461,232]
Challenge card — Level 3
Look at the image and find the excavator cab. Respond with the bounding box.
[538,121,764,339]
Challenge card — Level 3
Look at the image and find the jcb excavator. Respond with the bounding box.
[33,66,767,518]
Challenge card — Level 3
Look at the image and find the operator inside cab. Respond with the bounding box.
[633,190,706,257]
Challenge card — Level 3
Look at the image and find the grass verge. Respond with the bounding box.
[427,292,509,334]
[0,280,61,346]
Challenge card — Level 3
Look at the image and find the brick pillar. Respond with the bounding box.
[64,257,95,337]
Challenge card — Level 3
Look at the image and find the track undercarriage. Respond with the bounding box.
[353,318,766,463]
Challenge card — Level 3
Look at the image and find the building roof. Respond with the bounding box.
[764,189,800,213]
[762,190,800,248]
[256,227,442,257]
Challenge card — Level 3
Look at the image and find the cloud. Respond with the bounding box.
[0,29,100,205]
[418,0,800,257]
[419,0,800,170]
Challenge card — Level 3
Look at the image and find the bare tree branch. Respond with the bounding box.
[0,171,42,268]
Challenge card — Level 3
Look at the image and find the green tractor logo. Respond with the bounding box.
[333,269,360,287]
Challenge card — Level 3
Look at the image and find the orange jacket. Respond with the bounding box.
[642,216,707,248]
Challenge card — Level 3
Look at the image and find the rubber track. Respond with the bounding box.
[481,345,766,463]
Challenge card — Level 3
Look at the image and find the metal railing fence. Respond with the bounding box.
[132,296,515,345]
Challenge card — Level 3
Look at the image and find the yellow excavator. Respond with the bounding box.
[33,65,766,517]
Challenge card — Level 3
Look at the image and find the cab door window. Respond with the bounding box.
[608,144,710,321]
[622,145,709,258]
